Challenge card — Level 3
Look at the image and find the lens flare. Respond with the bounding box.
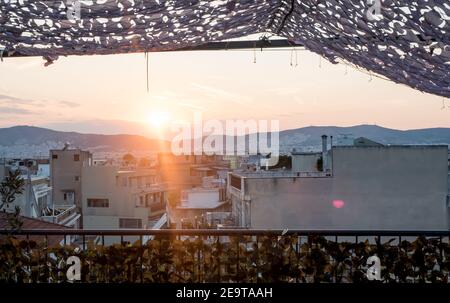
[332,199,345,209]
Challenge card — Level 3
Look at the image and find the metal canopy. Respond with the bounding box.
[0,0,449,97]
[2,38,305,55]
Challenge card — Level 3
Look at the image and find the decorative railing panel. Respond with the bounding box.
[0,230,449,283]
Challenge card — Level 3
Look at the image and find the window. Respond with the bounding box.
[63,192,75,203]
[52,154,58,159]
[219,188,226,201]
[120,177,128,187]
[190,168,198,176]
[230,175,241,190]
[87,198,109,208]
[119,218,142,229]
[74,154,80,161]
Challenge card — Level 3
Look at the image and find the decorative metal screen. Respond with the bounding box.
[0,0,448,97]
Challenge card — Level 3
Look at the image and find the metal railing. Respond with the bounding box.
[232,171,331,179]
[1,228,449,237]
[1,229,449,283]
[41,205,77,224]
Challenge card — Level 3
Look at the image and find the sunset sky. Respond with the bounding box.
[0,46,449,135]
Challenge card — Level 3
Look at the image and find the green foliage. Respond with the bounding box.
[0,234,448,283]
[0,170,25,210]
[0,170,25,232]
[6,206,23,232]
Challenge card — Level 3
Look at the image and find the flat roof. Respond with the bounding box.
[333,144,448,149]
[176,201,228,210]
[291,151,321,155]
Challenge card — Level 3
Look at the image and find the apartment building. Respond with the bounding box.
[229,136,450,230]
[157,153,231,190]
[0,160,80,228]
[81,166,168,241]
[167,177,229,228]
[50,144,92,208]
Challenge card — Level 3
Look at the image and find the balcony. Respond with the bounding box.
[40,205,80,227]
[0,229,449,283]
[131,182,170,194]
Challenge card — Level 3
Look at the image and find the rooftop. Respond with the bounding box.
[231,171,331,179]
[333,144,449,149]
[0,213,68,246]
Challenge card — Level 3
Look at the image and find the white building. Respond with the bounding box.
[0,165,80,228]
[50,145,93,208]
[167,177,229,228]
[0,174,52,218]
[229,137,450,230]
[81,166,168,243]
[37,163,50,178]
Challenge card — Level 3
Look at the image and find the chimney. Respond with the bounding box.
[321,135,328,170]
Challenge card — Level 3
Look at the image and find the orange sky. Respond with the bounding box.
[0,48,449,134]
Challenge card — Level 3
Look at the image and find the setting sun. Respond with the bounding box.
[147,111,170,128]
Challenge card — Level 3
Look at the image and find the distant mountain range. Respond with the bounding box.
[39,119,168,140]
[0,126,170,158]
[278,124,450,152]
[0,124,449,158]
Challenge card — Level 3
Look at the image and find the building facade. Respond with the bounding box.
[229,144,450,230]
[50,146,92,208]
[167,178,229,228]
[81,166,168,236]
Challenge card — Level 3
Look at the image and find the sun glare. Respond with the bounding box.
[147,111,170,128]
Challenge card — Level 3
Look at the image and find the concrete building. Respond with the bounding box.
[167,177,229,228]
[229,138,449,230]
[81,166,168,242]
[37,163,50,178]
[0,163,80,228]
[50,145,92,208]
[1,174,52,218]
[291,151,322,173]
[291,135,332,174]
[157,153,231,190]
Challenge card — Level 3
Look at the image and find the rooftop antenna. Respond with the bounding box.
[62,142,70,151]
[145,51,149,93]
[290,47,298,67]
